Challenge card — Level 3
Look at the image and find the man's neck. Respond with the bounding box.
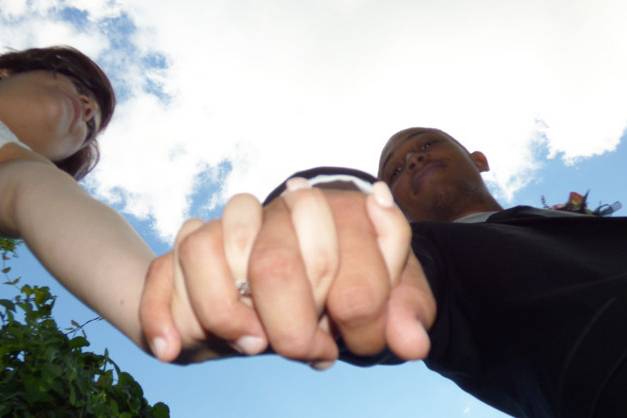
[407,192,502,223]
[453,197,502,221]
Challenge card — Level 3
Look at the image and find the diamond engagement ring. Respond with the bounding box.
[236,280,251,297]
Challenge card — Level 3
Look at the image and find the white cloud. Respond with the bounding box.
[0,4,108,55]
[0,0,28,18]
[64,0,123,19]
[3,0,627,240]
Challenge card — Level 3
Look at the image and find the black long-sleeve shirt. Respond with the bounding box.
[264,167,627,418]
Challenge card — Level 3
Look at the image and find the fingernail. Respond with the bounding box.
[233,335,265,355]
[286,177,311,192]
[310,360,335,371]
[151,337,168,359]
[372,181,394,208]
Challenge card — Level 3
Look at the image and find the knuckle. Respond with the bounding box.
[306,250,337,282]
[271,332,313,359]
[328,284,383,327]
[178,234,202,260]
[293,188,320,205]
[285,188,324,213]
[231,192,260,207]
[332,192,366,212]
[226,223,254,253]
[176,218,204,242]
[178,227,219,261]
[199,302,237,331]
[249,247,301,284]
[182,218,203,231]
[146,255,169,278]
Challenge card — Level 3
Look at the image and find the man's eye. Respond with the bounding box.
[390,166,402,180]
[420,141,433,152]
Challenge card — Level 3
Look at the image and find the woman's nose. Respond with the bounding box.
[79,95,95,121]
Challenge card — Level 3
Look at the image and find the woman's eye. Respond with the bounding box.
[70,78,91,96]
[84,118,96,143]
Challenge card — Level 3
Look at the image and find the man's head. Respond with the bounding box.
[0,46,116,180]
[378,127,501,222]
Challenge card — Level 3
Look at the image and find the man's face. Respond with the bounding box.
[378,128,490,222]
[0,70,101,161]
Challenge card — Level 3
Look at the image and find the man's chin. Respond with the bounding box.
[411,163,445,195]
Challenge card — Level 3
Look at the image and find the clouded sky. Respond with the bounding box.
[3,0,626,241]
[2,0,627,417]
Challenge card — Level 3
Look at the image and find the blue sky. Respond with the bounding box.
[2,1,627,417]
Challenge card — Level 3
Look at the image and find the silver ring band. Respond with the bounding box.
[236,280,251,297]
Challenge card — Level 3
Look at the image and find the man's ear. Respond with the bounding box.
[470,151,490,172]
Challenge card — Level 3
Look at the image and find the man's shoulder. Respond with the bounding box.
[488,206,626,223]
[488,206,591,221]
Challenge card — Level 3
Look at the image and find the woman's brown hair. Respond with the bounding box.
[0,46,116,180]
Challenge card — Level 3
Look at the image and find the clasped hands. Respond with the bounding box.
[139,178,436,369]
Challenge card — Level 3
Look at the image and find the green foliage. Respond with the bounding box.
[0,237,18,254]
[0,238,169,417]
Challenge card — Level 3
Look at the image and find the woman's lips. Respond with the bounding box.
[411,161,445,194]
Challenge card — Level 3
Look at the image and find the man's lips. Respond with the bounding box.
[411,161,445,194]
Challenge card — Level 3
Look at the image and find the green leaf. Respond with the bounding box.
[117,371,134,387]
[98,370,113,387]
[109,399,120,415]
[21,284,32,296]
[3,277,19,285]
[0,299,15,312]
[151,402,170,418]
[0,246,170,414]
[69,383,77,406]
[34,288,48,305]
[69,336,89,349]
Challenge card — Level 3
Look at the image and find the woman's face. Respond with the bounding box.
[0,70,101,161]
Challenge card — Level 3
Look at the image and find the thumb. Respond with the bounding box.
[139,219,205,362]
[365,181,412,285]
[139,252,182,362]
[385,253,436,360]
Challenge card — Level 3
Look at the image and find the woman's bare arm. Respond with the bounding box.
[0,145,153,350]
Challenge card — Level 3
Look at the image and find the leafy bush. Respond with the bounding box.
[0,238,169,417]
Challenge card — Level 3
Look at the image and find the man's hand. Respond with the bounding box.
[264,182,434,361]
[139,180,435,367]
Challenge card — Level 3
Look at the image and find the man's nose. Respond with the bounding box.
[405,152,425,171]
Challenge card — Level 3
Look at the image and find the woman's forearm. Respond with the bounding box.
[0,159,154,350]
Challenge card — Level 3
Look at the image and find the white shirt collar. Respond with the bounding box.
[454,211,497,223]
[0,119,31,150]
